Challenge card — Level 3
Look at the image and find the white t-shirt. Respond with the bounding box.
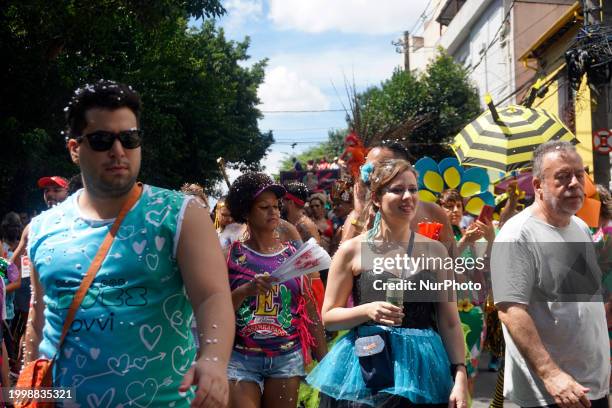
[491,206,609,406]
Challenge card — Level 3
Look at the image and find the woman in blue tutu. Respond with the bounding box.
[307,159,469,408]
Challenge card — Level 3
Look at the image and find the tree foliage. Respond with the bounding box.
[279,129,346,172]
[279,51,481,174]
[356,50,481,160]
[1,1,272,214]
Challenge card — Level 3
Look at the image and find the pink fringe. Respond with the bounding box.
[294,278,322,366]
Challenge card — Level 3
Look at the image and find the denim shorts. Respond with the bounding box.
[227,347,305,393]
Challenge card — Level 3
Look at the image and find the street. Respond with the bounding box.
[473,353,519,408]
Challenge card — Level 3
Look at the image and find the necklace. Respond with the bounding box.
[244,238,284,254]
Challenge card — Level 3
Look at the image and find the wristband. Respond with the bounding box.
[450,363,467,377]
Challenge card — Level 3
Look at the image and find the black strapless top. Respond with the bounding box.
[353,270,437,329]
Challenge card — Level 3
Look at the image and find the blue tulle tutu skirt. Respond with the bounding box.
[306,326,453,406]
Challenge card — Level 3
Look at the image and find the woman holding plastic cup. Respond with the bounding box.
[225,172,327,408]
[307,159,468,408]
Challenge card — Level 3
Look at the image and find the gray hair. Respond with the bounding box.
[532,141,577,179]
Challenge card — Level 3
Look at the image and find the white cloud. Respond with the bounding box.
[223,0,263,34]
[268,0,429,34]
[266,46,403,91]
[258,66,330,111]
[260,149,288,173]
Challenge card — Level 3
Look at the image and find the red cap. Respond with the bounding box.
[37,176,68,189]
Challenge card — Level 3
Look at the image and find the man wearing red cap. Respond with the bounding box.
[4,175,70,377]
[282,181,320,244]
[37,176,69,208]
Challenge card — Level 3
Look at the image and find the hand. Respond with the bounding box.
[180,358,229,408]
[474,220,495,242]
[353,181,367,210]
[366,301,404,326]
[448,366,468,408]
[542,370,591,408]
[448,372,469,408]
[242,273,278,297]
[461,224,483,244]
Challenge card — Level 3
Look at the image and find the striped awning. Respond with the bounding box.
[451,105,578,173]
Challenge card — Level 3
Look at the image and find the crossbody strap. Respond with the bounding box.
[56,182,143,350]
[406,231,415,258]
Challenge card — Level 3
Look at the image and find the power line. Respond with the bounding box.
[467,0,515,75]
[265,127,338,132]
[410,0,434,34]
[263,2,562,117]
[275,139,330,142]
[273,141,331,145]
[261,109,345,113]
[492,54,567,106]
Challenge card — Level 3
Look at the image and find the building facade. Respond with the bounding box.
[409,0,612,186]
[409,0,575,104]
[520,1,612,187]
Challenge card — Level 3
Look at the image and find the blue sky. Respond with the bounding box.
[203,0,430,188]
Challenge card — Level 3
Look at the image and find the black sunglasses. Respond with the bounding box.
[77,129,143,152]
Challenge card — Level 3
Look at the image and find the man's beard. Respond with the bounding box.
[86,173,138,198]
[545,191,583,216]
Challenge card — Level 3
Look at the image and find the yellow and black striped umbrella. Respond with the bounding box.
[451,104,578,173]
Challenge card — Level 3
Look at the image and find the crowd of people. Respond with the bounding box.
[0,80,609,408]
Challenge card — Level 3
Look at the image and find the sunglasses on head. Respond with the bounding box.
[77,129,143,152]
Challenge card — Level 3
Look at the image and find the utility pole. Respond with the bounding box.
[583,0,611,186]
[392,31,411,72]
[582,0,603,27]
[403,31,410,72]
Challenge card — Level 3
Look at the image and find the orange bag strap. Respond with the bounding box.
[55,182,143,350]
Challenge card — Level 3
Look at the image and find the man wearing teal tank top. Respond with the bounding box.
[24,80,234,407]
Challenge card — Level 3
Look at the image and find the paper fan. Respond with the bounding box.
[414,156,493,215]
[272,238,331,283]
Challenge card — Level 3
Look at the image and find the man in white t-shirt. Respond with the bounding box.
[492,141,609,408]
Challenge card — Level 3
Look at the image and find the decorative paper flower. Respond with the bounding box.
[457,298,474,313]
[575,174,601,228]
[331,178,354,204]
[360,162,374,184]
[0,258,18,282]
[0,258,9,280]
[414,157,495,215]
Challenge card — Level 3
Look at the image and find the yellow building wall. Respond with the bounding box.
[574,75,593,171]
[532,73,593,171]
[533,77,559,116]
